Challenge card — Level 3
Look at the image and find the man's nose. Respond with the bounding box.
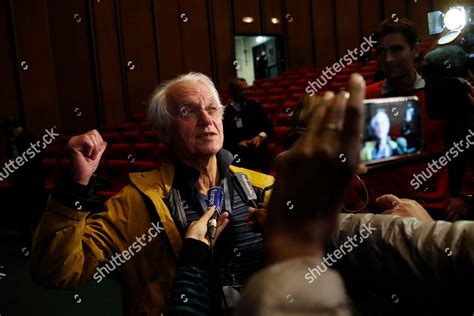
[386,51,395,63]
[197,108,213,125]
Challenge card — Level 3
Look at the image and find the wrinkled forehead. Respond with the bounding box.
[166,82,217,109]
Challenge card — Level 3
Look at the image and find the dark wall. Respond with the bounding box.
[0,0,454,139]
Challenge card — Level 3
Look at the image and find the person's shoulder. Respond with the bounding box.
[365,80,384,99]
[229,165,274,189]
[129,164,174,195]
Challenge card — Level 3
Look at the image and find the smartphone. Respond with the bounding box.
[361,96,423,165]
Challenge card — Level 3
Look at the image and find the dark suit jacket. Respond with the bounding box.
[223,98,273,155]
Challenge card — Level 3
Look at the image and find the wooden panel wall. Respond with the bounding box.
[0,1,20,159]
[335,0,361,58]
[179,0,213,76]
[383,0,408,19]
[8,0,61,137]
[360,0,382,37]
[284,0,314,69]
[91,0,126,125]
[118,0,159,116]
[0,1,20,122]
[233,0,262,34]
[312,0,337,67]
[47,0,97,134]
[263,0,283,34]
[154,0,185,81]
[211,0,236,90]
[0,0,443,139]
[408,0,431,40]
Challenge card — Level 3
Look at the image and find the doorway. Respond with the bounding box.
[234,35,283,86]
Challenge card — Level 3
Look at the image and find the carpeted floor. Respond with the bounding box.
[0,233,122,316]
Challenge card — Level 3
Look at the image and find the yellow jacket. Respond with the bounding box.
[32,163,274,316]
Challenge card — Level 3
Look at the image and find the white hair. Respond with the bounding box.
[148,72,222,135]
[370,110,390,130]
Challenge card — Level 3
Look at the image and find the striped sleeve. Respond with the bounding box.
[168,238,211,316]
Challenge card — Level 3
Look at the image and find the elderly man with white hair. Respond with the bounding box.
[31,72,274,315]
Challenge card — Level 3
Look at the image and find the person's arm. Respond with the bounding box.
[31,179,145,288]
[167,239,211,316]
[168,208,229,316]
[31,130,132,288]
[331,213,474,283]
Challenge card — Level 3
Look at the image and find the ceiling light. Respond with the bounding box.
[242,16,254,23]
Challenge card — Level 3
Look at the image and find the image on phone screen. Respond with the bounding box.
[361,96,423,164]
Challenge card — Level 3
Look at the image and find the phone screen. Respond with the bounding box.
[361,96,423,165]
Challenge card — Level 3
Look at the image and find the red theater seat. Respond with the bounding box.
[130,161,156,172]
[122,131,142,143]
[102,133,122,144]
[95,160,131,198]
[131,113,146,122]
[291,93,305,102]
[282,101,298,114]
[100,125,117,133]
[273,126,290,144]
[133,143,155,161]
[116,123,137,133]
[261,103,279,118]
[267,95,286,106]
[144,131,159,143]
[275,113,291,126]
[105,143,132,160]
[137,122,152,132]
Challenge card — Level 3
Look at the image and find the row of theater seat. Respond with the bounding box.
[10,59,412,197]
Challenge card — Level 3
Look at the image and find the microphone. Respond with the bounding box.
[232,172,258,208]
[207,186,224,240]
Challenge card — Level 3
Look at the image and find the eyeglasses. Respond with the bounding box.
[177,104,223,120]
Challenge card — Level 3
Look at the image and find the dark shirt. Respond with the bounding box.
[165,149,266,314]
[223,99,273,155]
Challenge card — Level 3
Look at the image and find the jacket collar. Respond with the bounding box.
[381,71,425,95]
[173,149,234,193]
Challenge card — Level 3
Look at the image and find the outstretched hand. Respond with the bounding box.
[265,74,366,263]
[376,194,433,222]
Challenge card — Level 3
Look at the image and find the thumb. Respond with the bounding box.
[199,206,216,223]
[101,141,108,153]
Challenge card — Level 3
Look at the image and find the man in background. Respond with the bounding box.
[223,78,273,172]
[362,18,450,218]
